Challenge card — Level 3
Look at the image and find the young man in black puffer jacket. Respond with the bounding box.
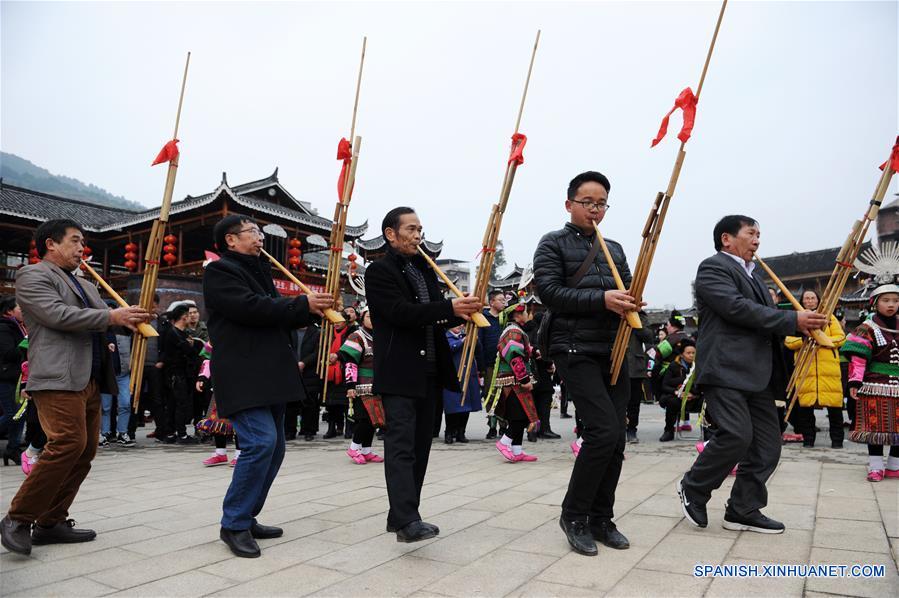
[533,171,640,557]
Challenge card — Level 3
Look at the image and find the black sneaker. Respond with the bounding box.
[676,478,707,528]
[831,441,843,449]
[98,435,110,448]
[559,517,597,556]
[162,434,178,444]
[723,509,785,534]
[626,429,639,444]
[486,428,497,440]
[176,435,198,445]
[117,433,136,447]
[659,429,675,442]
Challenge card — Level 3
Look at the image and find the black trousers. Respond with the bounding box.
[444,411,469,435]
[533,386,553,434]
[382,377,439,529]
[351,397,376,447]
[129,366,163,437]
[300,390,321,435]
[162,373,193,437]
[682,384,781,516]
[792,405,844,444]
[554,353,628,522]
[626,378,648,432]
[284,401,301,438]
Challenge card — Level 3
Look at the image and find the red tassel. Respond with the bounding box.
[651,88,698,148]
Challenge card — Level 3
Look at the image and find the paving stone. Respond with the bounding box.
[199,537,345,582]
[409,524,525,566]
[87,543,232,589]
[805,547,899,598]
[703,558,806,597]
[505,579,599,597]
[812,517,892,554]
[211,562,348,596]
[817,496,883,522]
[422,548,555,597]
[728,528,813,564]
[310,555,458,597]
[607,567,710,597]
[637,531,735,575]
[105,570,234,597]
[307,531,438,575]
[482,502,559,531]
[0,546,143,593]
[5,575,117,598]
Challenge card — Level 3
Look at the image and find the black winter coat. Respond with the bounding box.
[203,251,313,418]
[365,246,462,399]
[0,317,25,383]
[533,222,632,357]
[299,325,322,395]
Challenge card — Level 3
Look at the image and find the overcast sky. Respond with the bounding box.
[2,0,897,307]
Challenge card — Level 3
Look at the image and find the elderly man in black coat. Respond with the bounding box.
[365,207,482,543]
[204,214,333,558]
[676,215,827,535]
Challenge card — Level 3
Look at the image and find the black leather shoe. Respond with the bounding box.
[486,428,497,440]
[626,429,638,444]
[590,519,629,549]
[676,478,707,528]
[455,430,469,444]
[395,520,439,543]
[220,527,261,558]
[659,429,675,442]
[722,509,785,534]
[304,434,316,441]
[831,441,843,449]
[560,413,573,419]
[250,522,283,539]
[1,515,32,555]
[31,519,96,545]
[542,430,561,440]
[387,521,439,534]
[559,517,597,556]
[444,431,455,445]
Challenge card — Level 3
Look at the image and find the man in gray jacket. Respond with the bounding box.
[676,215,826,534]
[0,219,149,555]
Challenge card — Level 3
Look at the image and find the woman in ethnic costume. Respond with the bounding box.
[338,309,385,465]
[195,344,241,467]
[442,324,483,445]
[841,284,899,482]
[492,303,539,463]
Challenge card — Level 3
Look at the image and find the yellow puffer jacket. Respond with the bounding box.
[784,315,846,408]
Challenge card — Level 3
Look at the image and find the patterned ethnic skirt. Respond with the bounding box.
[850,383,899,445]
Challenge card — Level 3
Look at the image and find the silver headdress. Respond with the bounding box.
[855,241,899,285]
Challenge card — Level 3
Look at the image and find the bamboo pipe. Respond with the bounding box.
[594,225,642,329]
[260,248,344,324]
[753,256,833,348]
[80,260,157,338]
[417,247,489,328]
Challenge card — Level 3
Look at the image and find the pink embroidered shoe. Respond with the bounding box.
[496,440,516,462]
[363,452,384,463]
[21,452,37,476]
[229,457,238,467]
[884,469,899,479]
[867,469,885,482]
[570,440,581,458]
[346,448,367,464]
[678,423,692,432]
[203,454,229,467]
[695,442,706,454]
[515,453,538,462]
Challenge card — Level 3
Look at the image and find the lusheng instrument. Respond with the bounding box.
[79,260,158,339]
[608,0,729,385]
[784,137,899,420]
[260,248,344,324]
[129,52,191,408]
[416,246,490,328]
[593,224,642,330]
[753,255,834,348]
[317,38,367,403]
[456,30,541,406]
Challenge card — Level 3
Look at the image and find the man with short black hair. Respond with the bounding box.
[534,171,638,556]
[204,213,333,558]
[160,303,203,444]
[676,215,828,534]
[365,207,482,542]
[1,219,150,555]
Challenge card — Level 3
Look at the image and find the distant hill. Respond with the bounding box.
[0,152,145,211]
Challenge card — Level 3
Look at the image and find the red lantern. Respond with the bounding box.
[28,240,40,264]
[81,245,92,258]
[124,260,138,271]
[289,238,301,248]
[163,244,177,254]
[163,234,177,245]
[347,253,357,263]
[125,242,138,252]
[162,233,177,267]
[288,256,301,267]
[287,248,301,258]
[163,253,178,265]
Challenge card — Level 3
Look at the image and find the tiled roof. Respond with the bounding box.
[759,243,871,278]
[0,172,367,237]
[356,236,444,254]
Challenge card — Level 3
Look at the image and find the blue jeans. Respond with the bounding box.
[100,373,131,435]
[0,381,24,452]
[221,404,285,530]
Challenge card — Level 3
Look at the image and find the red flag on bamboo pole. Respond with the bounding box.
[508,133,527,165]
[650,87,698,147]
[151,139,180,166]
[336,137,353,199]
[879,136,899,173]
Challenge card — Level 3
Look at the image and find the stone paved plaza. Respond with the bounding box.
[1,407,897,598]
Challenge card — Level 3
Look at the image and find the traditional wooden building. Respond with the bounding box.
[0,170,374,311]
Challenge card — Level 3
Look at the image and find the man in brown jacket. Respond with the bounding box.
[0,219,150,555]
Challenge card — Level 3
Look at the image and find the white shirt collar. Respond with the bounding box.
[719,250,756,279]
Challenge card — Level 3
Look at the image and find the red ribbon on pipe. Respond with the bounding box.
[508,133,527,165]
[879,136,899,173]
[651,88,698,148]
[336,137,354,199]
[151,139,180,166]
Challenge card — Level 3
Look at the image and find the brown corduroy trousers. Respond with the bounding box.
[8,380,100,526]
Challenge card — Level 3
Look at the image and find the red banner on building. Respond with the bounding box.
[273,279,326,296]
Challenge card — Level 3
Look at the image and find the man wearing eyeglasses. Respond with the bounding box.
[533,171,640,557]
[203,214,334,558]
